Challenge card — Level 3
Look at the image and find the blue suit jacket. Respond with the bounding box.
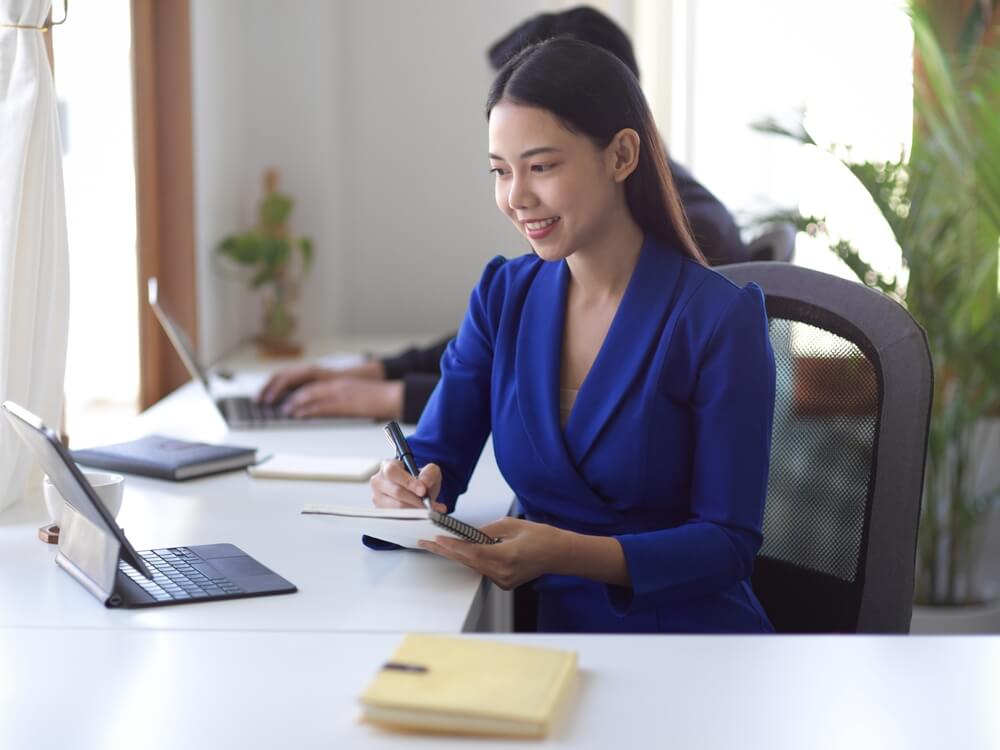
[407,235,775,633]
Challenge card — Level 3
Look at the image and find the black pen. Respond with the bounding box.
[383,421,431,510]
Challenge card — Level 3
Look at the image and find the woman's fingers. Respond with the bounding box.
[370,459,447,511]
[370,459,432,509]
[417,463,443,502]
[418,537,479,567]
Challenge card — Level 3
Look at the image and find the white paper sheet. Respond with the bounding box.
[301,505,469,548]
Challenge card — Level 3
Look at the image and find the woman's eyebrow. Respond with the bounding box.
[488,146,562,161]
[519,146,560,159]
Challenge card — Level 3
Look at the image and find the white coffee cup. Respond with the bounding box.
[43,471,125,526]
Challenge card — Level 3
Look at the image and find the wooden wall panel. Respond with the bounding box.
[131,0,197,408]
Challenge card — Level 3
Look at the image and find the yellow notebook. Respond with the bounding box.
[359,635,577,738]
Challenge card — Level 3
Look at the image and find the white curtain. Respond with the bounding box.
[0,0,70,512]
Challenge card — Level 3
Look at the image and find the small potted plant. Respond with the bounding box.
[217,168,313,356]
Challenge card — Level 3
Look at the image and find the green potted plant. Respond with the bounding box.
[217,168,314,356]
[754,4,1000,611]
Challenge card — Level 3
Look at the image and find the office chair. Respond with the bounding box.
[746,222,797,263]
[718,262,932,633]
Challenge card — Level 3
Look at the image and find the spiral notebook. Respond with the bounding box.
[300,505,497,547]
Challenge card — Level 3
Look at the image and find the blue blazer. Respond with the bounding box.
[407,235,776,633]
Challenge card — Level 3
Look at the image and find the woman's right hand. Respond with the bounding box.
[370,459,446,512]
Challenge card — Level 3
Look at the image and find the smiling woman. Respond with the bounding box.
[487,105,642,263]
[368,38,777,635]
[486,39,703,267]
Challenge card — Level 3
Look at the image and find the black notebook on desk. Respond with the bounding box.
[73,434,257,481]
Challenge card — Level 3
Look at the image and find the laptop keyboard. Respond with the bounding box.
[225,397,293,425]
[119,547,244,602]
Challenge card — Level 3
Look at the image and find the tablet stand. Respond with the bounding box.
[54,502,123,606]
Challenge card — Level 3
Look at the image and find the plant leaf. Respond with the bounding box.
[260,192,294,227]
[299,237,314,270]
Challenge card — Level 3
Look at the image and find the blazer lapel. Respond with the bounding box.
[564,236,684,466]
[515,258,572,479]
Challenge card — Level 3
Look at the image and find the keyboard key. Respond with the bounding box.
[126,548,244,603]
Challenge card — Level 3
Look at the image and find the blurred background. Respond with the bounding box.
[46,0,1000,619]
[55,0,918,442]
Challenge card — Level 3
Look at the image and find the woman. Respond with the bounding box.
[370,38,775,633]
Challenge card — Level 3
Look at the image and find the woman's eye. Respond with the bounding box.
[531,163,556,173]
[489,167,510,177]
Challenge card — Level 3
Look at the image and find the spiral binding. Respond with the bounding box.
[429,510,497,545]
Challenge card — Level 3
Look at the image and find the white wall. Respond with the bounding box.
[190,0,346,363]
[190,0,585,361]
[337,0,539,337]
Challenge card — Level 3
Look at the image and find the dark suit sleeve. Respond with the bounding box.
[379,334,454,379]
[380,334,455,424]
[669,159,749,266]
[399,373,439,424]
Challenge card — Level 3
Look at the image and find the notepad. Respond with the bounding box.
[360,634,577,738]
[72,434,257,481]
[300,504,496,547]
[248,454,380,482]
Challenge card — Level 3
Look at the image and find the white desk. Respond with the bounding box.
[0,377,515,633]
[3,352,1000,748]
[2,628,998,749]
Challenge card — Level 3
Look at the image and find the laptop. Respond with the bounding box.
[147,277,344,429]
[2,400,297,608]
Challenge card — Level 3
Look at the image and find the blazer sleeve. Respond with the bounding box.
[403,257,506,511]
[609,283,775,615]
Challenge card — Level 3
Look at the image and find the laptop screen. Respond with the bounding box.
[1,401,150,575]
[146,277,211,391]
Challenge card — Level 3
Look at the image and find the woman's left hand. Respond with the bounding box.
[418,517,566,590]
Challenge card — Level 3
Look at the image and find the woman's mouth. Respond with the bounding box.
[522,216,560,240]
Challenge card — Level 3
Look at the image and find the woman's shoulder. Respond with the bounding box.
[674,258,767,339]
[679,258,764,306]
[472,252,545,299]
[482,251,543,278]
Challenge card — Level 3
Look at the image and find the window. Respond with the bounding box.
[55,2,140,446]
[636,0,912,282]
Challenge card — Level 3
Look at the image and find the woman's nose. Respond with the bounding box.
[507,175,536,211]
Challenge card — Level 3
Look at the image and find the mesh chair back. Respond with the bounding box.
[719,263,932,632]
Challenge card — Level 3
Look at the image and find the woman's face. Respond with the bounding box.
[488,101,623,262]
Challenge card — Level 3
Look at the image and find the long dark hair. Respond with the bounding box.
[486,38,705,265]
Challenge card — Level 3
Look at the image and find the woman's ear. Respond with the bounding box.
[607,128,640,183]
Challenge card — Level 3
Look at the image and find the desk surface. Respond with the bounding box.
[0,375,514,633]
[3,349,1000,749]
[2,628,998,750]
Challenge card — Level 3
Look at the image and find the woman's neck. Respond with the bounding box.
[564,213,644,304]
